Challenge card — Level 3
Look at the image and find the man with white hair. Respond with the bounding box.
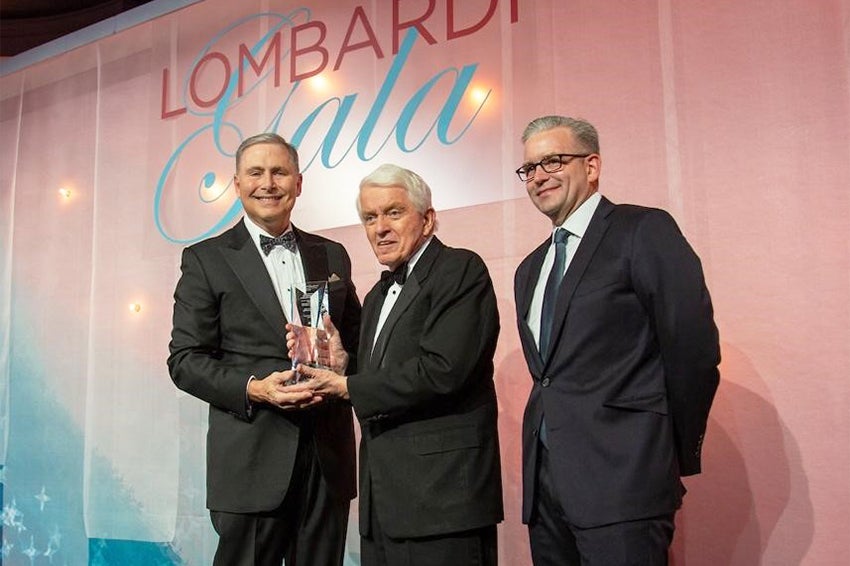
[291,163,504,566]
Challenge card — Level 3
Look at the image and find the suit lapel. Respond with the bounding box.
[294,226,329,283]
[519,240,549,373]
[370,277,420,368]
[368,237,442,368]
[359,287,383,368]
[220,220,288,335]
[518,240,549,323]
[544,197,615,367]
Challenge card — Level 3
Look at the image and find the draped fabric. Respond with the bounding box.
[1,0,848,564]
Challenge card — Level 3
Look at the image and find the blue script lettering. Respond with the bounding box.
[154,22,489,243]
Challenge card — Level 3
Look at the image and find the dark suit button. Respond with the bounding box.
[541,377,550,387]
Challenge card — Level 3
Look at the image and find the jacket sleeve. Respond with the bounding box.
[167,246,254,420]
[632,210,720,475]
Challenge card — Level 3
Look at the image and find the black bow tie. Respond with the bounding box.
[259,232,296,255]
[380,264,408,294]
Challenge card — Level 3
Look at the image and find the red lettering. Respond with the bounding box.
[291,21,329,82]
[392,0,437,54]
[189,52,231,108]
[447,0,497,40]
[511,0,519,22]
[334,6,385,71]
[238,34,281,97]
[161,68,187,119]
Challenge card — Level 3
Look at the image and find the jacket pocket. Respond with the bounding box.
[413,426,480,455]
[573,262,628,297]
[603,392,668,415]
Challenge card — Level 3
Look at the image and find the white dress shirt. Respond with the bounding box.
[243,217,306,323]
[527,192,602,348]
[373,236,433,351]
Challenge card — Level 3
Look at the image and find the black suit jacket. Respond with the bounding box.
[347,237,504,539]
[514,196,720,528]
[168,219,361,512]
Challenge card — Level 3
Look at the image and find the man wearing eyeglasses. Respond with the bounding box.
[513,115,720,565]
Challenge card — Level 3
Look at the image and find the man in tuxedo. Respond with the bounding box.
[292,164,504,566]
[168,133,361,566]
[513,116,720,565]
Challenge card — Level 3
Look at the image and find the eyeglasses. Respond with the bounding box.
[515,153,590,182]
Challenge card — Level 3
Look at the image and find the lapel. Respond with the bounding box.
[219,219,288,335]
[359,286,383,369]
[542,196,615,368]
[295,225,358,332]
[293,225,330,283]
[518,239,549,324]
[367,237,443,369]
[518,239,549,375]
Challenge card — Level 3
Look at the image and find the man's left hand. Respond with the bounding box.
[286,365,350,401]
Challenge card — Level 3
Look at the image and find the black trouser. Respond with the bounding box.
[361,493,498,566]
[210,430,349,566]
[529,444,675,566]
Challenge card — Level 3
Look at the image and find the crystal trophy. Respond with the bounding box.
[289,280,330,382]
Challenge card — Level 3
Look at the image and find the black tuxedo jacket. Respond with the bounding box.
[168,219,361,513]
[514,196,720,528]
[347,237,504,539]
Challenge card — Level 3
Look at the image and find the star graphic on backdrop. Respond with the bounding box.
[35,486,51,511]
[1,539,13,557]
[0,503,13,525]
[1,498,26,532]
[48,525,63,547]
[23,535,39,562]
[44,541,60,562]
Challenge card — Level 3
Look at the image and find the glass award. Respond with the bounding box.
[289,280,330,382]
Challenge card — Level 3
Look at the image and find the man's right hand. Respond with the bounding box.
[247,370,323,410]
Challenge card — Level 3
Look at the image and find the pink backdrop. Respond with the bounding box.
[1,0,847,564]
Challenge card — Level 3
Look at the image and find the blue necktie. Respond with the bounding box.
[538,228,568,448]
[539,228,568,359]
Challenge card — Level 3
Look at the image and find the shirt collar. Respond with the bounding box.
[404,235,433,277]
[555,192,601,240]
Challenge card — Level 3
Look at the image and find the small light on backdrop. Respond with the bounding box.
[129,303,142,313]
[199,172,232,207]
[307,74,330,94]
[469,86,491,107]
[58,187,72,199]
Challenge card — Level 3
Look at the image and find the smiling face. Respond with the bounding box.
[234,142,302,236]
[358,184,436,271]
[522,126,600,226]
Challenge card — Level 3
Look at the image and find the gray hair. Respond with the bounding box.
[356,163,433,215]
[521,115,600,154]
[235,133,300,172]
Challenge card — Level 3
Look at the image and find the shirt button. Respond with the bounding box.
[541,377,551,387]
